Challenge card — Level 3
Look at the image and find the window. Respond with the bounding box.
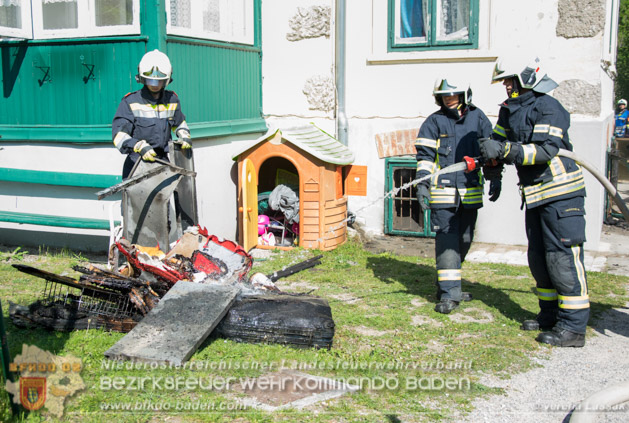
[390,0,478,51]
[0,0,140,40]
[0,0,32,38]
[167,0,254,45]
[384,157,435,237]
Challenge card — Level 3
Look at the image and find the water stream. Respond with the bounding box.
[315,161,470,245]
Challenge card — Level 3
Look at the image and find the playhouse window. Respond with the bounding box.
[0,0,140,39]
[167,0,254,45]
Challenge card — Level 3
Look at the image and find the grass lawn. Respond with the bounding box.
[0,238,627,422]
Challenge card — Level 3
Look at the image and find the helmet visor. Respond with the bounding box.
[433,79,464,97]
[145,79,164,88]
[142,66,169,79]
[491,62,515,84]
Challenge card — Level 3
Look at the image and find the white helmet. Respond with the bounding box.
[618,99,627,106]
[491,57,557,94]
[136,49,172,87]
[433,78,472,105]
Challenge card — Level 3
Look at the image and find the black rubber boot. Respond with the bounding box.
[521,320,542,331]
[461,292,473,302]
[436,282,444,301]
[435,299,459,314]
[521,311,557,331]
[536,327,585,347]
[436,285,472,302]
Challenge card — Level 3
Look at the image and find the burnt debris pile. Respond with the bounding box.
[10,226,334,350]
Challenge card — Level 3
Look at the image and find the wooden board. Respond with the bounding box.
[104,282,240,366]
[241,158,258,251]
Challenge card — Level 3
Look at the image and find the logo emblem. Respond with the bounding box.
[20,377,46,411]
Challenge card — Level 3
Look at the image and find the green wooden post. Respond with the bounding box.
[142,0,167,52]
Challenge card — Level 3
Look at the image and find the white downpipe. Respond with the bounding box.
[335,0,348,145]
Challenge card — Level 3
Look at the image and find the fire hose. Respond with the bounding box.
[462,149,629,223]
[568,379,629,422]
[557,149,629,223]
[462,150,629,421]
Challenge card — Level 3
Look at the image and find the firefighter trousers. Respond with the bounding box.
[431,206,478,302]
[525,197,589,334]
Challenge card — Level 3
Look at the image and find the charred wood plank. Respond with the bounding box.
[13,264,121,302]
[73,264,170,294]
[266,255,324,282]
[78,275,135,291]
[96,161,195,200]
[128,288,150,315]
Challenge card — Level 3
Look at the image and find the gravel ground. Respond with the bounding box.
[452,222,629,423]
[3,214,628,422]
[453,302,629,423]
[358,221,629,423]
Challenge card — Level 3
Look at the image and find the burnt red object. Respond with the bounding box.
[191,250,228,278]
[116,242,184,285]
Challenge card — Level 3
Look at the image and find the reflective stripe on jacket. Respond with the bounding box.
[492,91,585,208]
[112,86,189,156]
[415,105,492,209]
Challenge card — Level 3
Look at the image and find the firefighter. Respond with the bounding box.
[479,57,589,347]
[112,49,191,179]
[614,99,629,138]
[415,79,497,314]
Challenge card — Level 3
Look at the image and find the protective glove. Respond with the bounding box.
[133,140,157,162]
[479,137,505,162]
[416,183,431,213]
[178,130,192,149]
[488,179,502,202]
[483,163,504,181]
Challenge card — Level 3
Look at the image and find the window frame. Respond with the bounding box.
[166,0,254,46]
[388,0,479,52]
[0,0,33,39]
[0,0,141,40]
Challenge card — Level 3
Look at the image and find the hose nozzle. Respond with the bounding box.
[463,156,480,172]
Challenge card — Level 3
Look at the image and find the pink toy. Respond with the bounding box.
[258,214,270,235]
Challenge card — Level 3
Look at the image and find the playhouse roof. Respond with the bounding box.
[232,124,355,165]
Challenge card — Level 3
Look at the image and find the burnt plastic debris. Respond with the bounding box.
[216,294,335,349]
[9,227,336,349]
[9,300,140,332]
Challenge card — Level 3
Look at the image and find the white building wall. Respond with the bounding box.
[0,134,260,252]
[192,134,263,241]
[0,143,125,251]
[0,0,618,253]
[261,0,619,251]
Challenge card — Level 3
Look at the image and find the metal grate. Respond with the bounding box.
[384,157,434,237]
[41,280,134,318]
[392,167,423,233]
